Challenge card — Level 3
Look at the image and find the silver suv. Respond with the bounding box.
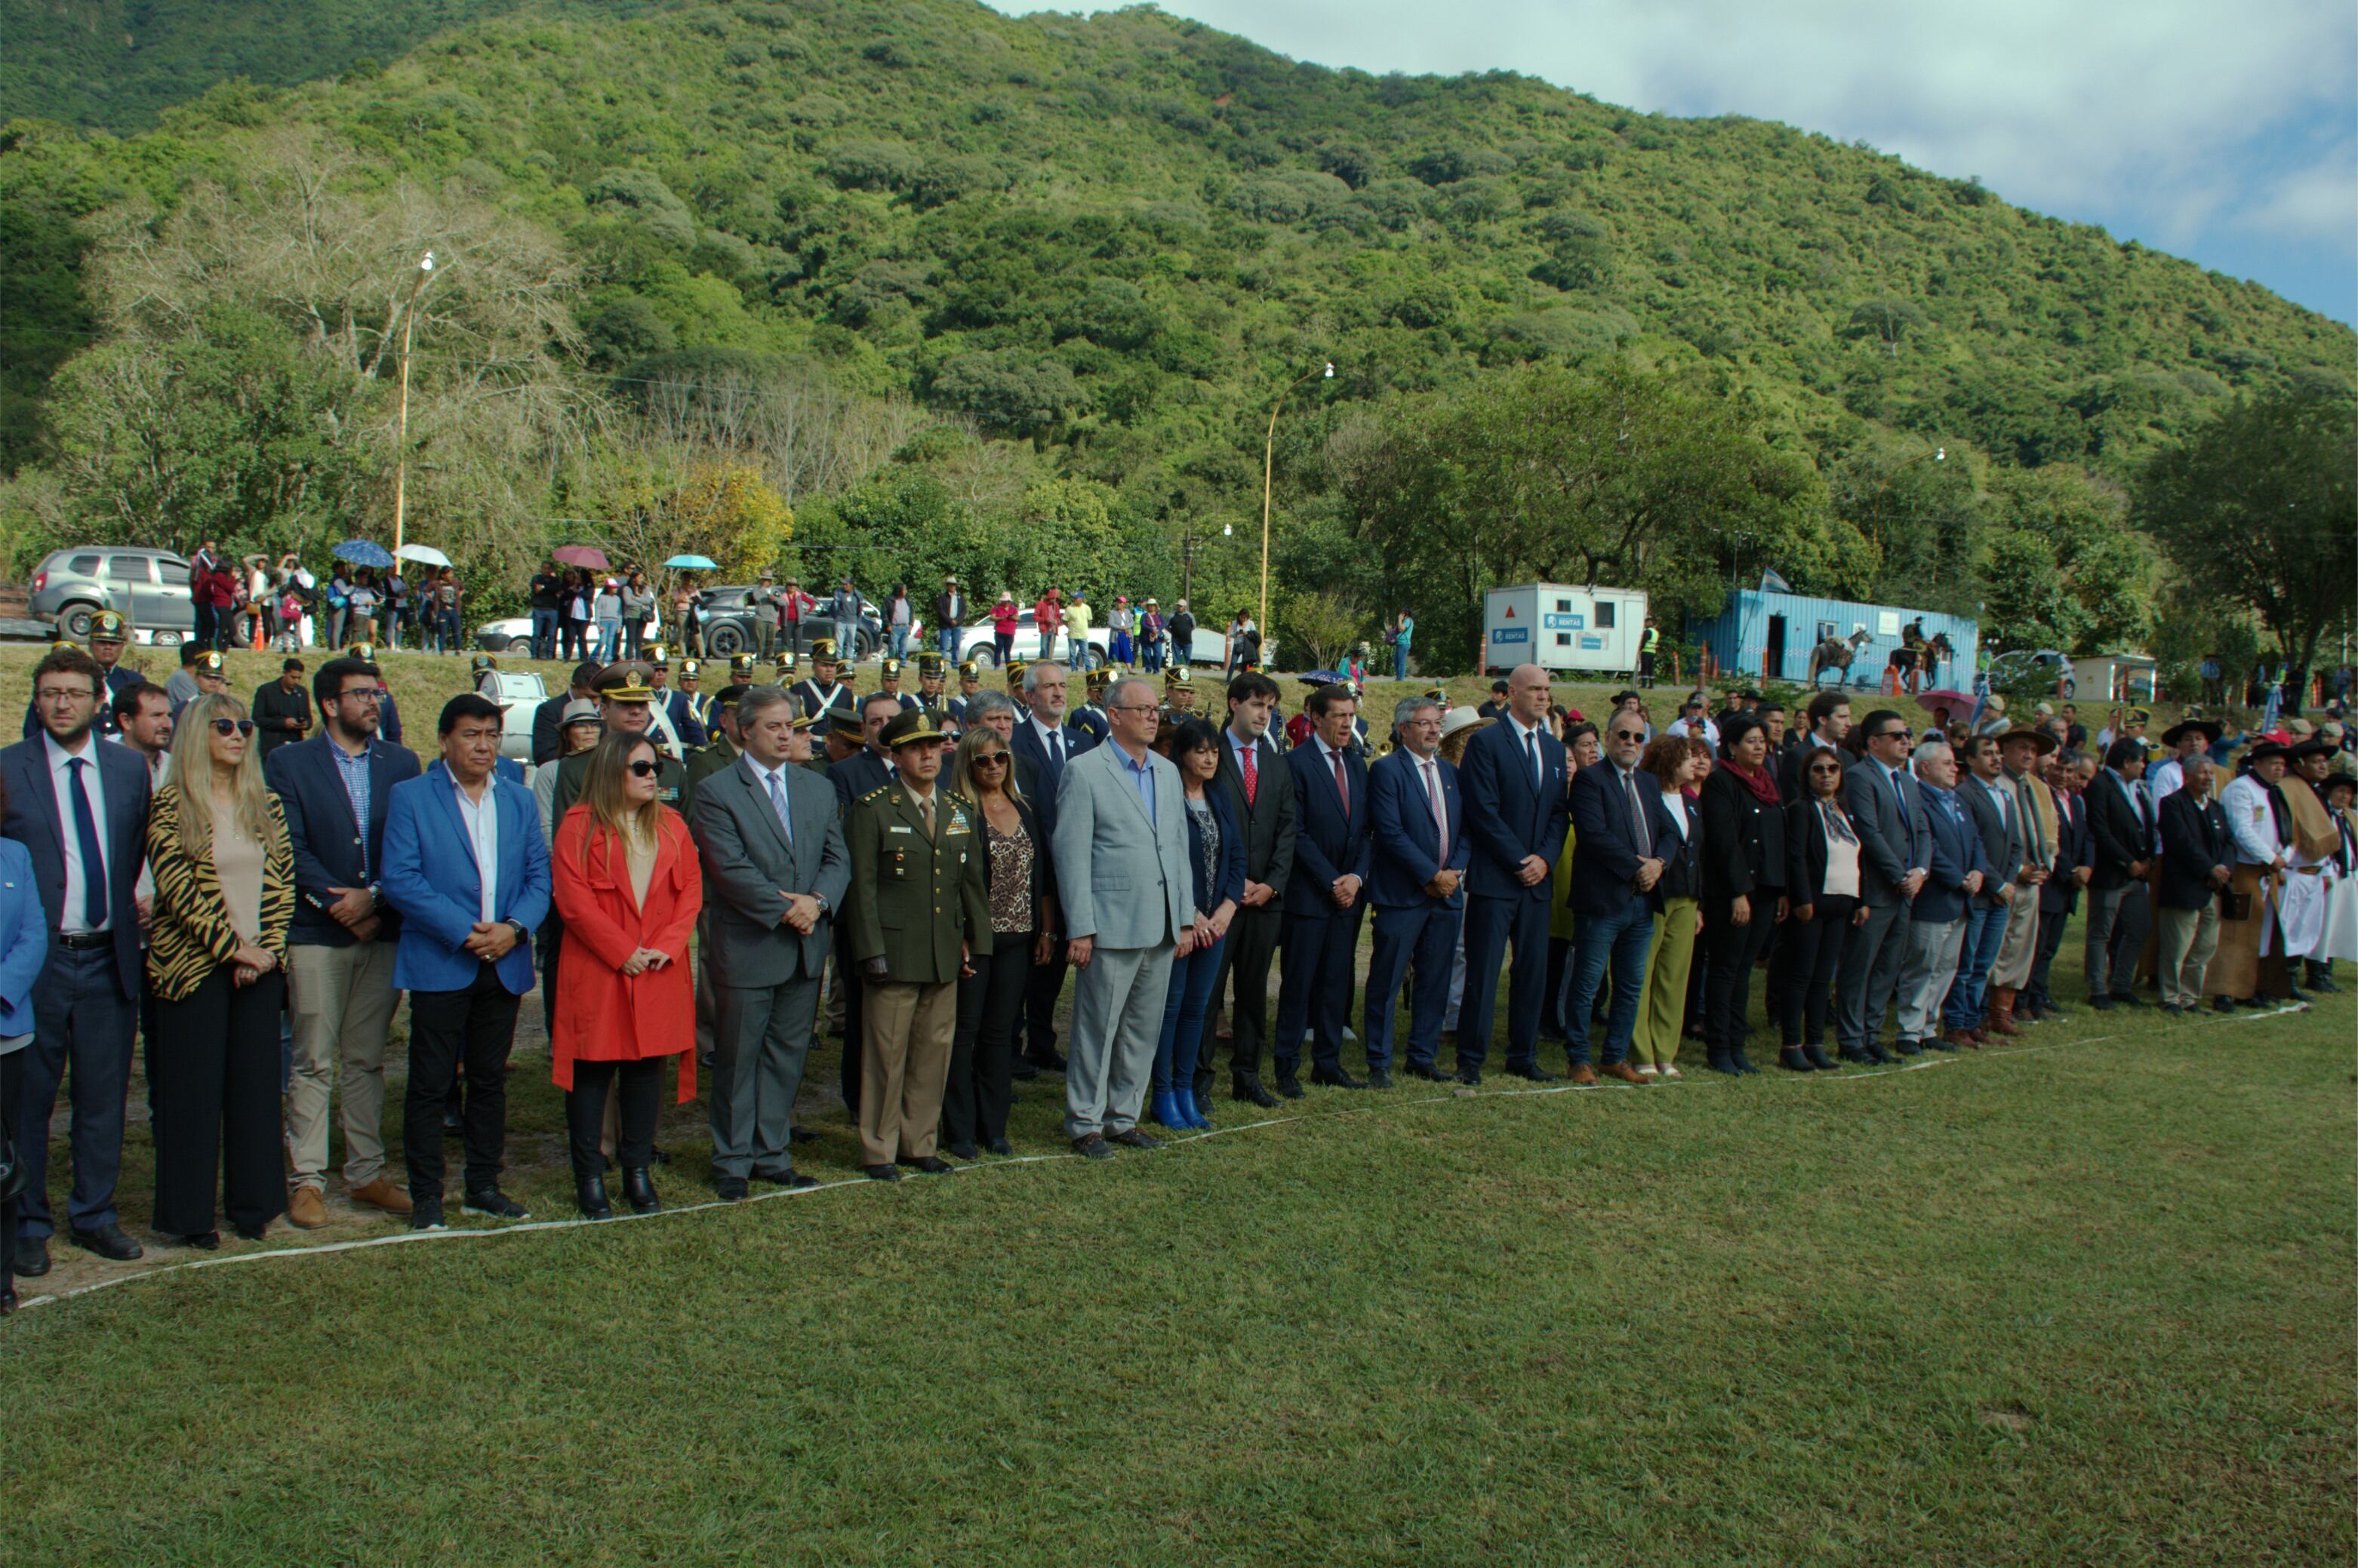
[29,546,195,641]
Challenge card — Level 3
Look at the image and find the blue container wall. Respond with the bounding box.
[1692,591,1978,690]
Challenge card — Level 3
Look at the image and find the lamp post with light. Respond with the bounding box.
[1259,361,1332,632]
[390,250,438,557]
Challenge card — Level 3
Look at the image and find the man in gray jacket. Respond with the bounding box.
[1053,676,1195,1158]
[691,686,851,1200]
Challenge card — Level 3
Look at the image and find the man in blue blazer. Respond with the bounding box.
[2,647,152,1273]
[1273,684,1374,1091]
[1836,710,1933,1062]
[379,693,552,1231]
[1563,706,1664,1085]
[1363,696,1468,1084]
[1891,739,1990,1054]
[266,655,423,1224]
[1458,665,1571,1084]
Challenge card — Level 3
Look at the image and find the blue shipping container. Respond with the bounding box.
[1690,590,1978,691]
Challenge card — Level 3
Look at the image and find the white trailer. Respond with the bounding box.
[1483,583,1648,676]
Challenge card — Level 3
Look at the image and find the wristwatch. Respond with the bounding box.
[503,918,528,944]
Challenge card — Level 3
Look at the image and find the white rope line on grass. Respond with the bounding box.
[4,1005,2313,1314]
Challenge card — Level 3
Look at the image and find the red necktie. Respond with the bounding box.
[1242,742,1257,807]
[1332,749,1349,816]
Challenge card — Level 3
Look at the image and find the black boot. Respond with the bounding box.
[622,1167,660,1216]
[575,1173,614,1220]
[1802,1045,1837,1071]
[1777,1046,1815,1072]
[1705,1046,1740,1075]
[1728,1047,1760,1075]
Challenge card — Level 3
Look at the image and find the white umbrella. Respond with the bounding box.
[396,543,452,568]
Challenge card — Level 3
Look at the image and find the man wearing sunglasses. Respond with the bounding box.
[1835,711,1932,1064]
[1560,702,1660,1085]
[268,656,423,1225]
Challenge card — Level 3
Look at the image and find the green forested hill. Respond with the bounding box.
[1,0,2350,672]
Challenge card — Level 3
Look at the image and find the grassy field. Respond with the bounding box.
[0,642,2348,1564]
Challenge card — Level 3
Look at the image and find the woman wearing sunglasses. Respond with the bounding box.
[146,695,296,1247]
[1779,745,1870,1069]
[549,731,703,1219]
[942,727,1054,1158]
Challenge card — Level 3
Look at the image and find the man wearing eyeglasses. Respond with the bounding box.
[266,656,423,1225]
[3,647,155,1277]
[1560,703,1658,1085]
[1834,711,1933,1064]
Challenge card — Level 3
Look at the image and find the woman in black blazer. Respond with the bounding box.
[944,727,1057,1158]
[1154,719,1246,1130]
[1697,713,1787,1075]
[1779,747,1870,1068]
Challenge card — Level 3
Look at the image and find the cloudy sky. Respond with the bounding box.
[990,0,2358,324]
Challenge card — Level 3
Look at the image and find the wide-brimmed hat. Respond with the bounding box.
[1998,723,2058,755]
[561,698,601,727]
[1439,706,1491,742]
[2162,717,2222,746]
[2243,739,2290,764]
[2288,736,2336,763]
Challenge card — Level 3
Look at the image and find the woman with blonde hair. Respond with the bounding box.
[549,730,701,1219]
[943,725,1054,1158]
[146,693,295,1247]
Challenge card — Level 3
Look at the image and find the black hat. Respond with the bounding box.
[828,708,866,740]
[881,709,945,749]
[2244,739,2290,765]
[2162,717,2222,746]
[730,653,758,681]
[89,610,128,644]
[2288,736,2336,763]
[879,657,903,678]
[918,651,944,675]
[472,653,497,672]
[195,649,226,677]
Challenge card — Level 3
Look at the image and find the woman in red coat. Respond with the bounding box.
[551,730,702,1219]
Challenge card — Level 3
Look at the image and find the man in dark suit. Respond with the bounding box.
[2027,750,2095,1019]
[1891,739,1989,1054]
[1010,661,1092,1075]
[5,647,154,1272]
[692,686,851,1198]
[1205,670,1296,1108]
[1460,664,1571,1084]
[1272,683,1373,1093]
[1363,696,1467,1084]
[2154,752,2232,1013]
[2083,736,2158,1008]
[1943,733,2025,1046]
[266,656,423,1227]
[1836,709,1932,1063]
[1560,703,1656,1085]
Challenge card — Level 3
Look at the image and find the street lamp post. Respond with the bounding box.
[1260,361,1333,632]
[390,250,437,557]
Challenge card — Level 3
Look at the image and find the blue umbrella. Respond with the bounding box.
[334,539,395,569]
[662,554,719,570]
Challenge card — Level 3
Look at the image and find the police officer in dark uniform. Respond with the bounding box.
[793,640,857,721]
[909,652,951,715]
[1068,667,1111,746]
[471,651,501,694]
[654,649,707,748]
[875,656,914,712]
[947,659,984,725]
[1161,666,1197,718]
[1004,657,1028,697]
[681,681,748,812]
[845,708,991,1179]
[23,610,140,739]
[772,650,799,691]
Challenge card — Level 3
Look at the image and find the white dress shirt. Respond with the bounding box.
[46,730,109,933]
[1503,713,1546,789]
[451,773,500,924]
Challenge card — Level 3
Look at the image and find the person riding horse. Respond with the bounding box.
[1809,626,1871,687]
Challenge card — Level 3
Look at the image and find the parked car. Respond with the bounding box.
[692,586,910,661]
[475,615,537,654]
[1986,648,2077,699]
[29,546,195,641]
[955,607,1227,670]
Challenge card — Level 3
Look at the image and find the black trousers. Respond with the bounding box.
[1021,943,1070,1065]
[947,930,1034,1148]
[565,1059,660,1180]
[2029,905,2071,1007]
[1,1047,21,1298]
[1778,895,1858,1044]
[1701,893,1778,1051]
[405,962,520,1202]
[1207,902,1282,1088]
[150,967,287,1238]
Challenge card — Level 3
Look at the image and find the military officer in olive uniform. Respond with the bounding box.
[793,640,857,721]
[549,666,685,824]
[845,709,993,1179]
[682,681,748,812]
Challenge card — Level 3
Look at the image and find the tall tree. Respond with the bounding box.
[2135,383,2356,688]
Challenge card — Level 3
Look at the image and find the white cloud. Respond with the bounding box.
[987,0,2358,306]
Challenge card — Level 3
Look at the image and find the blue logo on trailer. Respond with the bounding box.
[1544,613,1584,630]
[1492,627,1528,644]
[1579,635,1605,650]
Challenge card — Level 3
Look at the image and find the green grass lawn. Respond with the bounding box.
[0,643,2347,1563]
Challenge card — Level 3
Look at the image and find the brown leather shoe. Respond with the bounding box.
[1941,1030,1979,1052]
[1566,1063,1599,1087]
[286,1185,328,1229]
[1599,1062,1649,1085]
[1985,988,2024,1037]
[348,1177,414,1216]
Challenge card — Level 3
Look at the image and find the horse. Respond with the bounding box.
[1809,626,1871,687]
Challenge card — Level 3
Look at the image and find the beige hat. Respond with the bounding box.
[1985,693,2008,715]
[2287,718,2315,736]
[1439,706,1491,742]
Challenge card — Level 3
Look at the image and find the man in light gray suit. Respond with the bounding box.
[691,685,851,1200]
[1053,675,1195,1158]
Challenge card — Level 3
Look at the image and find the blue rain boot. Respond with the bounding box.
[1150,1090,1184,1129]
[1175,1088,1211,1130]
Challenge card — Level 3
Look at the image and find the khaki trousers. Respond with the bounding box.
[2156,902,2222,1008]
[285,940,401,1190]
[860,979,956,1165]
[1989,888,2040,989]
